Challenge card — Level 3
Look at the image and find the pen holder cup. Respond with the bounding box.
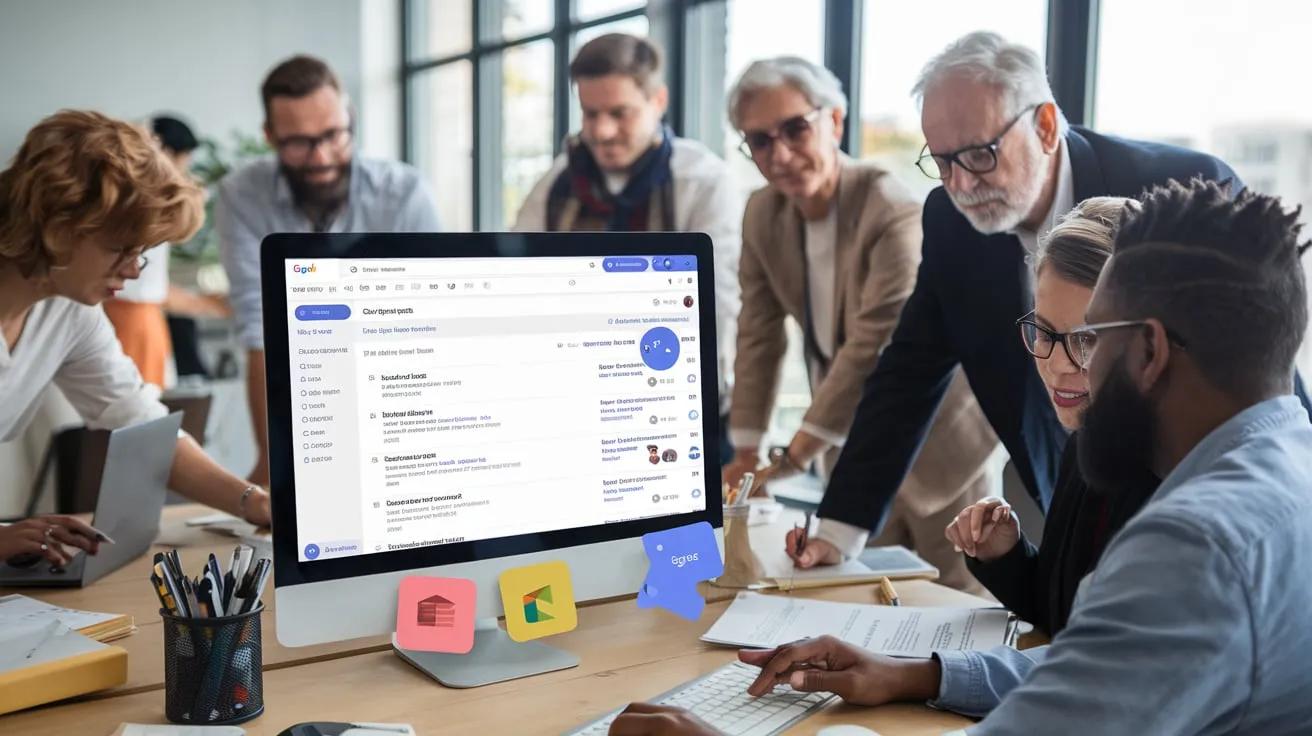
[714,504,765,588]
[160,603,265,725]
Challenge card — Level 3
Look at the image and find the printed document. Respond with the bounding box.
[701,592,1012,658]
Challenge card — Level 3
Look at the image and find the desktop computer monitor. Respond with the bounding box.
[261,232,724,684]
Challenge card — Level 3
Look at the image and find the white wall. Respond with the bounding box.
[0,0,392,162]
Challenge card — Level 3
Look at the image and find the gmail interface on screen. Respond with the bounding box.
[284,255,709,562]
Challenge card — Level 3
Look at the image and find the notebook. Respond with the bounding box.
[760,545,940,591]
[0,594,135,643]
[0,622,128,715]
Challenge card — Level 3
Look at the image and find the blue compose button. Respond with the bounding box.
[295,304,351,321]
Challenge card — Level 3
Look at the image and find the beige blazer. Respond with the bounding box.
[729,157,998,516]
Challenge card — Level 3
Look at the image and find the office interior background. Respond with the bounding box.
[2,0,1311,516]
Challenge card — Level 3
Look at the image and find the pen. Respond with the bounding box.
[880,576,900,606]
[242,559,271,614]
[736,472,755,506]
[22,619,62,659]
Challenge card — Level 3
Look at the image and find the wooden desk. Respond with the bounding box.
[1,580,981,735]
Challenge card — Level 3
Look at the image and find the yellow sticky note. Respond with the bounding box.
[499,560,578,642]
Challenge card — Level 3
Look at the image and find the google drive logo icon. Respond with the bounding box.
[523,585,554,623]
[500,560,578,641]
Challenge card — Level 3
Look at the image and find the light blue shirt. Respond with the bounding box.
[931,395,1312,734]
[215,155,441,350]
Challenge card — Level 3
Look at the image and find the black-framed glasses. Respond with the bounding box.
[738,108,823,160]
[1065,319,1189,369]
[274,124,354,161]
[1017,312,1085,367]
[915,104,1038,180]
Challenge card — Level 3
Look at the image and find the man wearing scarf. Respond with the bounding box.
[514,33,744,466]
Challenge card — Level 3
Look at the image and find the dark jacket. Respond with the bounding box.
[966,432,1158,637]
[819,125,1312,531]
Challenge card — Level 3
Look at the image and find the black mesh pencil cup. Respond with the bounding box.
[160,603,265,725]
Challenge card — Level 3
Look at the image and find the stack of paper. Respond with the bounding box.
[701,592,1014,659]
[0,621,128,715]
[751,540,939,591]
[0,594,135,643]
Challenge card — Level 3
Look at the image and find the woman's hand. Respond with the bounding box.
[944,496,1019,562]
[0,515,105,566]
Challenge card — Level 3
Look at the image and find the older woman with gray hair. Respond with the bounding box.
[721,55,996,595]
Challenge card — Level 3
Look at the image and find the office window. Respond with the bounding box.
[411,61,475,232]
[577,0,645,22]
[1093,0,1312,376]
[499,40,556,228]
[860,0,1049,202]
[407,0,473,61]
[489,0,554,41]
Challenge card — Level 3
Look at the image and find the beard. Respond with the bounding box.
[281,161,351,213]
[1077,357,1159,495]
[948,145,1046,234]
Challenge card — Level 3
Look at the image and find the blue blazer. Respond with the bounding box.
[820,126,1312,530]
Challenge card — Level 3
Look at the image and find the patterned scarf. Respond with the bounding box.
[546,126,675,232]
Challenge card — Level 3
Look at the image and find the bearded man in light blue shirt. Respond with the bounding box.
[610,179,1312,736]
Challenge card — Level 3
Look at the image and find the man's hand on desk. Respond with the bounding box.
[741,635,940,706]
[608,637,943,734]
[608,702,723,735]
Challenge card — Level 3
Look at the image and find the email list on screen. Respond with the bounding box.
[284,256,709,562]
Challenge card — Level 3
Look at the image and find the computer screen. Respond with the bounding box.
[262,234,723,646]
[281,252,711,563]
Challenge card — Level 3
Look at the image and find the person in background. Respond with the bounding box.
[217,55,441,488]
[0,111,272,558]
[945,196,1159,638]
[101,113,228,388]
[612,179,1312,736]
[720,56,996,594]
[785,31,1276,572]
[512,33,742,466]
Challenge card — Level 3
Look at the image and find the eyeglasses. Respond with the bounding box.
[1065,319,1189,369]
[738,108,823,160]
[1017,312,1086,367]
[274,125,353,162]
[915,104,1038,180]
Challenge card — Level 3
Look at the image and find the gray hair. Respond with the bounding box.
[726,56,847,130]
[911,31,1068,134]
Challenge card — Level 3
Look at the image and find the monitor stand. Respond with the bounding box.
[391,617,579,688]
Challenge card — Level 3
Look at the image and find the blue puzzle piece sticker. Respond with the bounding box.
[637,521,723,621]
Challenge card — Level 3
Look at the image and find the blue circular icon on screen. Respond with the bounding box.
[692,488,702,498]
[689,446,701,460]
[640,326,680,370]
[304,544,320,560]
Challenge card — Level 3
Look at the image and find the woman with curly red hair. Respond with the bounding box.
[0,110,271,567]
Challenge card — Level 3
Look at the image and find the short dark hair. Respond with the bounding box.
[261,54,342,120]
[151,115,198,155]
[569,33,663,93]
[1107,178,1310,398]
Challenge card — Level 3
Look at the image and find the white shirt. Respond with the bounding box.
[513,137,744,416]
[0,297,167,442]
[814,137,1076,560]
[115,241,170,304]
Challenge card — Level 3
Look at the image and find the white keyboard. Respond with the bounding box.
[561,660,836,735]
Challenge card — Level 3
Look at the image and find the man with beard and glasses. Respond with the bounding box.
[216,54,440,489]
[609,179,1312,736]
[785,31,1294,575]
[512,33,742,468]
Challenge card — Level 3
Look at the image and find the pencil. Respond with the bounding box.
[879,576,900,606]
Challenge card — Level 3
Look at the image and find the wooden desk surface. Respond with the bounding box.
[2,579,982,735]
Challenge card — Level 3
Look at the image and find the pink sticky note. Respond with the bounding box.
[396,576,476,653]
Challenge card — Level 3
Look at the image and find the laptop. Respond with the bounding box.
[0,411,183,587]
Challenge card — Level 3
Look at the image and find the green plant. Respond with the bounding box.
[173,129,272,264]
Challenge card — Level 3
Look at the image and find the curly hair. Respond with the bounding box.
[0,109,205,278]
[1109,177,1310,398]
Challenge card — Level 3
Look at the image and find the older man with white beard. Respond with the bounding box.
[784,30,1253,570]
